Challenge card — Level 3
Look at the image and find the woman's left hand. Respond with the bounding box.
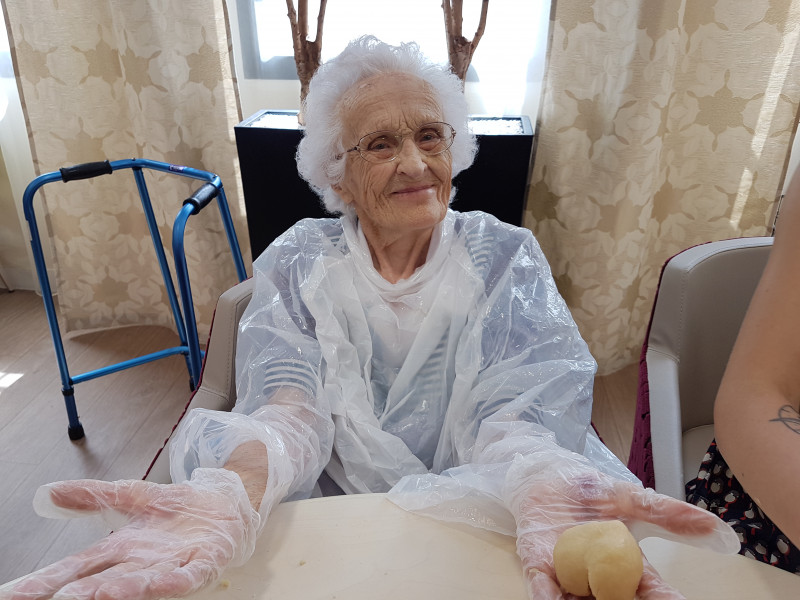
[506,456,739,599]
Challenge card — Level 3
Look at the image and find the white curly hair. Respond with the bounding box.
[296,35,478,216]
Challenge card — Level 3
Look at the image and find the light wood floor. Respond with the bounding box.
[0,288,638,585]
[0,289,193,584]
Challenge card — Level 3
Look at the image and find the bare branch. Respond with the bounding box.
[442,0,489,82]
[298,0,308,39]
[472,0,489,49]
[286,0,301,61]
[285,0,327,109]
[286,0,298,42]
[316,0,328,49]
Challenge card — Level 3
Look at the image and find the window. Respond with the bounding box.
[0,10,11,121]
[233,0,550,119]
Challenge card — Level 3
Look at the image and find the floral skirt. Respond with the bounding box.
[685,439,799,575]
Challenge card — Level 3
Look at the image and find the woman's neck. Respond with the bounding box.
[362,226,433,284]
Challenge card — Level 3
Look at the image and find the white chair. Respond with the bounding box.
[628,237,773,499]
[145,278,254,483]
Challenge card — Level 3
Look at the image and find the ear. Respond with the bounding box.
[332,183,354,205]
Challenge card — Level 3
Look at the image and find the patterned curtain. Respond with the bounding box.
[2,0,250,341]
[527,0,800,375]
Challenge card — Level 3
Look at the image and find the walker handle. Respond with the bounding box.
[59,160,113,182]
[184,183,219,214]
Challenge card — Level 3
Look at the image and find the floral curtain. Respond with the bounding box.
[527,0,800,375]
[2,0,250,341]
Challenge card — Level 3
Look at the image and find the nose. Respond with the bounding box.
[394,138,426,178]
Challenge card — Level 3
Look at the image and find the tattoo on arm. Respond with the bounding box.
[770,405,800,434]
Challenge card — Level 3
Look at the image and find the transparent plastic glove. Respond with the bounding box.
[0,468,260,600]
[506,453,740,600]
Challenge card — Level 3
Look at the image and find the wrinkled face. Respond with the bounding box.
[333,73,453,242]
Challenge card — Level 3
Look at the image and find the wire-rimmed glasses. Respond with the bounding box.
[341,122,456,164]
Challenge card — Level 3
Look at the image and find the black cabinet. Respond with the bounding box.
[235,110,534,260]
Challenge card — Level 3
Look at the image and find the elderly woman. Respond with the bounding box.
[2,37,736,600]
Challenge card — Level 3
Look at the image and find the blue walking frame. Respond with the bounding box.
[22,158,248,441]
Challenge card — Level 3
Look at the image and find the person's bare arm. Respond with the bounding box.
[221,386,327,511]
[224,440,269,511]
[714,170,800,546]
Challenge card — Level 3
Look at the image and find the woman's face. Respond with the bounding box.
[333,73,453,243]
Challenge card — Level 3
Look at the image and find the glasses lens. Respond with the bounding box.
[414,123,453,154]
[359,132,400,162]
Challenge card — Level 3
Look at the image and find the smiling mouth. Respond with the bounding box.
[392,184,435,195]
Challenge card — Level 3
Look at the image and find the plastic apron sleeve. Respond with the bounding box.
[169,226,337,523]
[389,422,739,552]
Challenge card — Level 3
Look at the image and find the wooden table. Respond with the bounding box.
[187,493,800,600]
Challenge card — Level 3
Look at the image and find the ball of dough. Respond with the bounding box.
[552,520,643,600]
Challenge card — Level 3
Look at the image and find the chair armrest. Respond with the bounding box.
[144,278,254,483]
[199,278,254,407]
[647,347,688,500]
[645,237,772,499]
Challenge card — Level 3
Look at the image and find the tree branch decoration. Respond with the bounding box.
[442,0,489,82]
[286,0,328,108]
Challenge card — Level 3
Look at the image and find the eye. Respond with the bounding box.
[367,137,393,151]
[363,135,398,160]
[416,126,445,149]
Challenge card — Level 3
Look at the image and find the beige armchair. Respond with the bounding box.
[144,278,254,484]
[628,237,773,499]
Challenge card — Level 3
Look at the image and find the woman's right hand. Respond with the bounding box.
[0,468,260,600]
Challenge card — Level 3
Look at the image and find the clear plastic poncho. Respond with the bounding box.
[169,209,635,522]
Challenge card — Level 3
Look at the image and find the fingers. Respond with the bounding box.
[31,479,154,526]
[637,558,687,600]
[147,560,223,599]
[4,475,247,600]
[52,562,158,600]
[613,485,709,534]
[1,549,215,600]
[48,480,152,513]
[515,530,565,600]
[90,552,224,600]
[71,561,192,600]
[0,539,123,599]
[525,568,565,600]
[613,484,740,552]
[529,468,717,539]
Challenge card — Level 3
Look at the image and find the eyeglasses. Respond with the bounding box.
[341,122,456,164]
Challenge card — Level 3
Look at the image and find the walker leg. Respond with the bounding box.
[63,387,85,441]
[182,352,197,391]
[68,424,85,441]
